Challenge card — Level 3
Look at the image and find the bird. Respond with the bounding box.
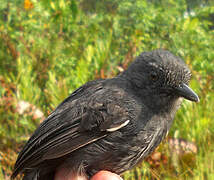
[12,49,199,180]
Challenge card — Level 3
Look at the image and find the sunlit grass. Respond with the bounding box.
[1,0,214,179]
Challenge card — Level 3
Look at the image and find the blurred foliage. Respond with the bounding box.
[0,0,214,179]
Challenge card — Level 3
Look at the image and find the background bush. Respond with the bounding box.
[0,0,214,179]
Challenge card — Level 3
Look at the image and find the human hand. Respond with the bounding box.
[91,170,123,180]
[55,168,123,180]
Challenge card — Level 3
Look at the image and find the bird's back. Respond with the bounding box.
[12,77,145,179]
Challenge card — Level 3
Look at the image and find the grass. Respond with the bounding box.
[0,0,214,179]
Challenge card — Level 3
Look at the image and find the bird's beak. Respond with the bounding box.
[174,83,199,102]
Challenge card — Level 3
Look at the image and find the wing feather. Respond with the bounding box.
[12,79,135,179]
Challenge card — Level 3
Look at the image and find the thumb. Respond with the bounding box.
[91,171,123,180]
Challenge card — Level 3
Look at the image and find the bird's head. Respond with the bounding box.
[122,49,199,110]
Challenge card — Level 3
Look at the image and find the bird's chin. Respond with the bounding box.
[176,97,184,107]
[168,97,183,116]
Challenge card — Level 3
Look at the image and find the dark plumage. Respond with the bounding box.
[12,50,199,180]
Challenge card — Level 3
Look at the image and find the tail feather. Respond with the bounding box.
[23,170,55,180]
[23,170,38,180]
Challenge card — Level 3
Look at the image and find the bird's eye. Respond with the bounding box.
[150,72,158,82]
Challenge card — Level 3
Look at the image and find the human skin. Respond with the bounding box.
[54,169,123,180]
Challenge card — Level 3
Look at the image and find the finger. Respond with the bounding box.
[91,170,123,180]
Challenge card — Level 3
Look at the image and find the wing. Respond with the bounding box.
[12,79,136,178]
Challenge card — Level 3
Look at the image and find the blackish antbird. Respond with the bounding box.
[12,50,199,179]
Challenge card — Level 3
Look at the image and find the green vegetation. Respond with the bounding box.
[0,0,214,179]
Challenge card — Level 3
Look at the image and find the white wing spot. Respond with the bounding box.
[106,120,130,132]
